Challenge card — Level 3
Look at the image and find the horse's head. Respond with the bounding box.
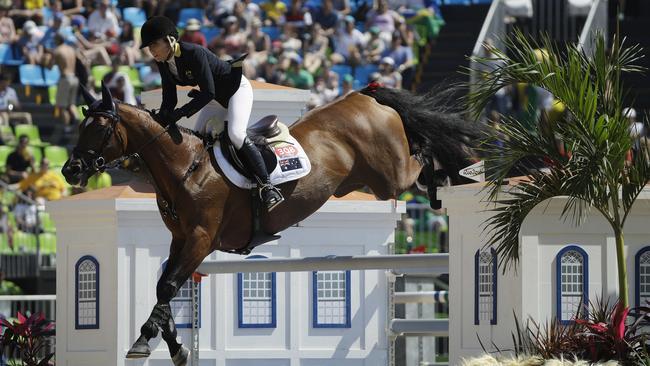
[62,82,126,186]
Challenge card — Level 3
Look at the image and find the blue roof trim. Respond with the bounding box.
[75,255,100,330]
[556,245,589,325]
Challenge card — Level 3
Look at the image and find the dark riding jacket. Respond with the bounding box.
[158,41,244,117]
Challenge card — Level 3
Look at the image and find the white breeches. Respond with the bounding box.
[194,75,253,149]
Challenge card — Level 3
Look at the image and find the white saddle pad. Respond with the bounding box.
[213,123,311,189]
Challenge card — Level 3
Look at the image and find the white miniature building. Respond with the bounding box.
[47,185,404,366]
[441,180,650,365]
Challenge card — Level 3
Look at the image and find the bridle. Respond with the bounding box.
[71,103,170,177]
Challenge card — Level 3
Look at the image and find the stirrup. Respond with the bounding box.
[259,184,284,211]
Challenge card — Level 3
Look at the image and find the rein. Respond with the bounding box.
[76,106,211,221]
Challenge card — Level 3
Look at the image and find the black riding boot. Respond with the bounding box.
[239,138,284,211]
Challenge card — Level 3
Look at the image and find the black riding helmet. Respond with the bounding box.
[140,16,179,49]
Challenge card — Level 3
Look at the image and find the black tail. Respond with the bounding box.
[360,85,482,207]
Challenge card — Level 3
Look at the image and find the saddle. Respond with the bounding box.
[218,115,281,179]
[213,115,311,255]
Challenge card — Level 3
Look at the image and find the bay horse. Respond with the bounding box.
[62,82,478,365]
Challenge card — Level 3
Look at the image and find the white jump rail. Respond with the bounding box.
[197,253,449,274]
[394,291,448,304]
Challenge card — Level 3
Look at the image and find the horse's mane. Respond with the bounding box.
[119,102,208,141]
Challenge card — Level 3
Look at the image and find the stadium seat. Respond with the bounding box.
[117,65,142,90]
[0,145,12,173]
[122,7,147,27]
[44,145,69,168]
[13,231,37,253]
[261,26,281,41]
[472,0,492,3]
[44,66,60,86]
[91,65,112,89]
[200,26,221,43]
[444,0,470,4]
[0,126,15,146]
[331,64,353,80]
[19,65,47,88]
[354,64,379,84]
[26,146,43,164]
[0,44,23,66]
[0,233,11,254]
[87,172,112,190]
[38,232,57,254]
[15,125,49,148]
[38,211,56,233]
[178,8,205,28]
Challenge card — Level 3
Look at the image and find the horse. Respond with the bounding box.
[62,82,478,365]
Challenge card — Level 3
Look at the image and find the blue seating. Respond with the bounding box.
[122,7,147,27]
[354,64,379,84]
[177,8,205,28]
[19,65,46,87]
[200,26,221,43]
[331,64,353,80]
[472,0,492,3]
[44,66,60,86]
[0,44,23,66]
[261,26,281,41]
[443,0,470,4]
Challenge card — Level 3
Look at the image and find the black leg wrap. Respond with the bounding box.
[157,280,179,303]
[140,319,159,340]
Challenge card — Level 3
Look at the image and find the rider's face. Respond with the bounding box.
[149,38,172,62]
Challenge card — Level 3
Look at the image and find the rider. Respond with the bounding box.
[139,16,284,211]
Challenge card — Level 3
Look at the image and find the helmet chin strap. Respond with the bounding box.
[165,35,177,62]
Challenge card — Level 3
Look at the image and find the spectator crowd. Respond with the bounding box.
[0,0,443,112]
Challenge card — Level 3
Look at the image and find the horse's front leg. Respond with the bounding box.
[127,229,212,365]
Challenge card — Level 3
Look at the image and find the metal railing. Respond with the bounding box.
[470,0,508,93]
[578,0,608,56]
[0,295,56,361]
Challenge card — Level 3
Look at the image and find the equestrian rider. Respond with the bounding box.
[139,16,284,211]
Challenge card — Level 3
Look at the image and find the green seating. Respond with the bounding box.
[0,233,11,254]
[13,231,37,253]
[91,65,112,89]
[38,211,56,233]
[48,85,57,105]
[2,191,16,208]
[0,125,16,145]
[26,146,42,165]
[87,172,112,190]
[38,232,56,254]
[0,145,13,173]
[44,146,69,168]
[118,66,143,90]
[14,124,49,148]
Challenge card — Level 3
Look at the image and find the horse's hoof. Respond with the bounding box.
[171,345,190,366]
[126,341,151,359]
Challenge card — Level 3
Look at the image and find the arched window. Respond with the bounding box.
[237,255,276,328]
[162,260,200,329]
[556,245,588,324]
[75,256,99,329]
[636,247,650,307]
[312,270,351,328]
[474,248,497,325]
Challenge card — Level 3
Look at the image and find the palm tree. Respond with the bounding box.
[466,30,646,308]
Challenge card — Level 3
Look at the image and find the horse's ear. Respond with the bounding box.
[100,81,113,110]
[80,84,97,106]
